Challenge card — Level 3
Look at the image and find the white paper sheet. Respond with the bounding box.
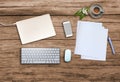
[81,28,108,61]
[75,21,103,55]
[74,21,108,61]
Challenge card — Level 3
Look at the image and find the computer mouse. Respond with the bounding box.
[64,49,72,62]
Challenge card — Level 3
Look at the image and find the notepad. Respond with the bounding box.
[16,14,56,44]
[74,21,108,61]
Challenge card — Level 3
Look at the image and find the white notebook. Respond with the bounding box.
[75,21,108,61]
[16,14,56,44]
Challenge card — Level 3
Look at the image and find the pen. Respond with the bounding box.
[108,36,115,55]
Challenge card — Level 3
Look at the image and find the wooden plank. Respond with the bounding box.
[0,64,120,81]
[0,16,119,25]
[0,40,119,53]
[0,61,120,82]
[0,16,120,40]
[0,0,120,15]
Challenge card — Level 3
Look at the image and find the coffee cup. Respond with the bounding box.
[89,4,104,18]
[92,5,104,15]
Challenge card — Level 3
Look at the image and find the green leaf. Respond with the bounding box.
[74,7,90,20]
[80,13,86,20]
[74,9,82,16]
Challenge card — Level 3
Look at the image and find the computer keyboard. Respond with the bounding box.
[21,48,60,64]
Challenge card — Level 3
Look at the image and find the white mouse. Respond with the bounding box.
[64,49,72,62]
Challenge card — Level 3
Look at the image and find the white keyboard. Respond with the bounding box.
[21,48,60,64]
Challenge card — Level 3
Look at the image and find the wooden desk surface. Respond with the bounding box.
[0,0,120,82]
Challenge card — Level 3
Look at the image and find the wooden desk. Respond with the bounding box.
[0,0,120,82]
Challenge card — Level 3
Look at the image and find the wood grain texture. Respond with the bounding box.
[0,0,120,82]
[0,0,120,15]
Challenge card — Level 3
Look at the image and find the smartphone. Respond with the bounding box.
[63,21,73,37]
